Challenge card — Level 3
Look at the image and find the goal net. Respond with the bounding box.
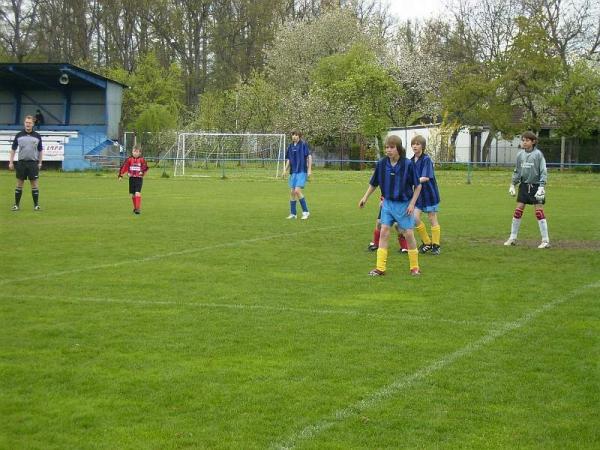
[174,132,286,178]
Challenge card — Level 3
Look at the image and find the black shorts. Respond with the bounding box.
[128,177,143,194]
[15,160,39,181]
[517,182,545,205]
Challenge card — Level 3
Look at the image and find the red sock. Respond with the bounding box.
[131,196,136,208]
[135,195,141,210]
[399,234,408,250]
[373,228,381,246]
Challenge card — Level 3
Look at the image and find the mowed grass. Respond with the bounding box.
[0,168,598,449]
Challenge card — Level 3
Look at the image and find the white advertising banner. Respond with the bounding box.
[0,142,65,161]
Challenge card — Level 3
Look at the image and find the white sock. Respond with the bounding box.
[510,217,521,239]
[537,219,549,242]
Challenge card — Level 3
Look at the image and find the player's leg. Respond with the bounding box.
[13,179,24,210]
[369,217,381,251]
[429,211,441,254]
[414,208,432,253]
[505,201,525,245]
[31,177,40,210]
[402,228,421,275]
[12,162,26,210]
[295,173,309,219]
[370,204,394,275]
[395,224,408,253]
[535,204,550,248]
[133,179,143,214]
[287,174,298,219]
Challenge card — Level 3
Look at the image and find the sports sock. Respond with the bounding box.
[510,218,521,239]
[15,188,22,206]
[536,211,549,242]
[398,234,408,250]
[373,228,381,246]
[376,247,388,272]
[408,249,419,270]
[415,222,431,244]
[431,225,441,245]
[32,188,39,206]
[135,195,142,210]
[290,200,297,215]
[299,197,308,212]
[132,196,136,208]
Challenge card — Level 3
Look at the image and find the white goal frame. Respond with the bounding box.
[174,132,286,177]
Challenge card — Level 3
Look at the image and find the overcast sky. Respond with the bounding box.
[386,0,450,21]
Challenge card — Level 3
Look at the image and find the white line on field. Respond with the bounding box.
[0,222,369,286]
[271,280,600,450]
[0,293,494,327]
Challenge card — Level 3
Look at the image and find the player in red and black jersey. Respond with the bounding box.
[118,144,148,214]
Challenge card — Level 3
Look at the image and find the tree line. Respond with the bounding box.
[1,0,599,159]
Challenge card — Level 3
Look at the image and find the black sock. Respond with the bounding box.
[15,188,22,206]
[32,189,39,206]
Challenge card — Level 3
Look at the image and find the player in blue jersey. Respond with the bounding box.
[410,135,442,255]
[282,130,312,219]
[359,135,422,276]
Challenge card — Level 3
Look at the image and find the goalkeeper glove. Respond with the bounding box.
[535,186,545,202]
[509,184,516,196]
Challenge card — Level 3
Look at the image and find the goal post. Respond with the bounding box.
[174,132,286,178]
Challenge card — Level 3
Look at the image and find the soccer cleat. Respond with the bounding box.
[286,214,297,219]
[418,243,432,254]
[11,204,19,211]
[301,211,310,220]
[430,244,441,255]
[399,248,408,253]
[538,241,551,249]
[410,268,421,276]
[133,209,141,215]
[33,205,41,211]
[504,238,517,246]
[368,269,385,276]
[368,242,378,251]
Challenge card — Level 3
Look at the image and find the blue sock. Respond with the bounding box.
[299,198,308,212]
[290,201,297,215]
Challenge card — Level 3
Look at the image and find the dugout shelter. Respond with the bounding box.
[0,63,126,171]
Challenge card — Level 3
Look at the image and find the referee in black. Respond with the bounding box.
[8,115,43,211]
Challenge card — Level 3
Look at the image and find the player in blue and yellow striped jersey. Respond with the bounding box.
[410,135,442,255]
[359,135,422,276]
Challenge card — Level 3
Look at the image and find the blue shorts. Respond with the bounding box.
[289,172,307,188]
[380,199,416,230]
[417,204,440,213]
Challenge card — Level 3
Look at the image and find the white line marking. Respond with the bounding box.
[271,280,600,450]
[0,293,494,327]
[0,222,368,286]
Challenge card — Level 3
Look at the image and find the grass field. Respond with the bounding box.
[1,168,599,449]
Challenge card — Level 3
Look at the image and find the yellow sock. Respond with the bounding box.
[431,225,441,245]
[376,248,388,272]
[408,249,419,270]
[416,222,431,244]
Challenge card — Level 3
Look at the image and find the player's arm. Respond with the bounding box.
[407,184,422,215]
[118,158,129,179]
[282,159,289,177]
[359,185,376,208]
[8,136,17,169]
[307,154,312,177]
[37,136,43,168]
[141,158,149,176]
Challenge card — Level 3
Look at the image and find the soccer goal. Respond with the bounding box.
[174,132,286,178]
